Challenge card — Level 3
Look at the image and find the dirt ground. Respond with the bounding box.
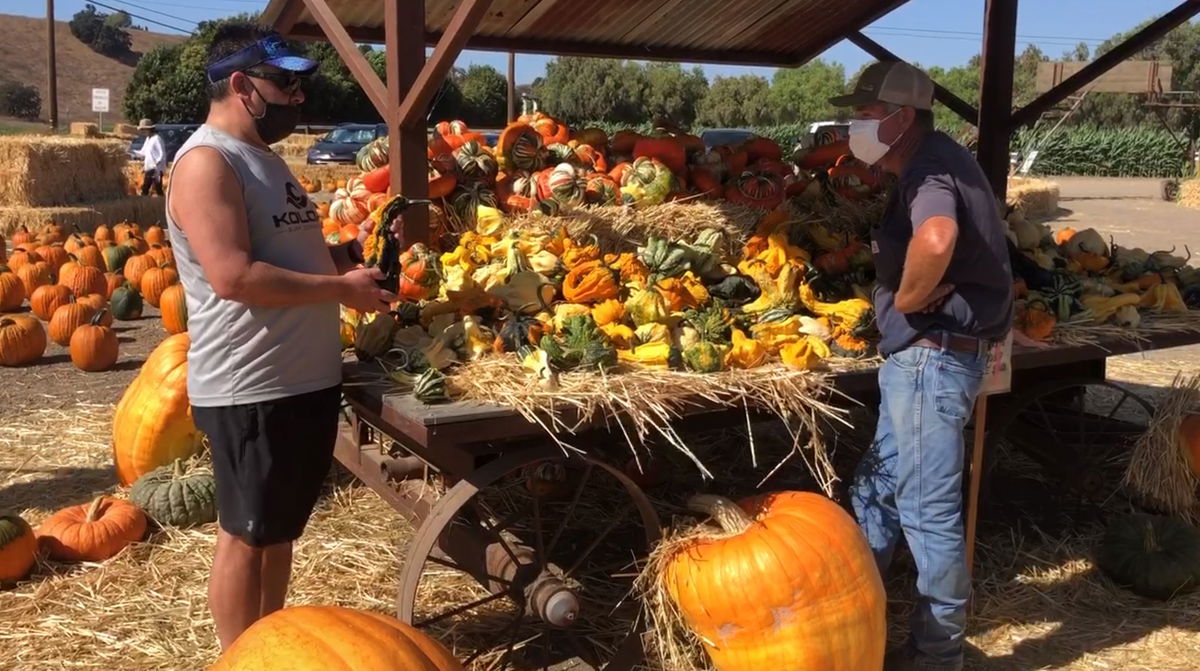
[1,178,1199,670]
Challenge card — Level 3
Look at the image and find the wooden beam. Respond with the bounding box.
[398,0,494,130]
[847,31,980,126]
[280,21,810,68]
[300,0,389,119]
[387,0,430,244]
[273,0,305,35]
[1012,0,1200,128]
[975,0,1019,198]
[507,51,516,123]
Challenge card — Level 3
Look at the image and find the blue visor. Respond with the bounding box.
[206,34,318,83]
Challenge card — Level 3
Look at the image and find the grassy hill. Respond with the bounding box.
[0,13,185,126]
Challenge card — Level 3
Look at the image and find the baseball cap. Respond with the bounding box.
[829,61,934,110]
[205,33,318,83]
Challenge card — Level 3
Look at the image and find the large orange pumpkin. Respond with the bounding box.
[30,283,73,321]
[123,254,157,288]
[0,269,25,312]
[659,492,886,671]
[36,495,147,562]
[159,283,188,334]
[16,261,52,297]
[70,309,119,372]
[209,605,465,671]
[63,264,106,299]
[48,300,96,347]
[0,513,37,584]
[111,333,205,485]
[36,243,70,273]
[75,245,107,272]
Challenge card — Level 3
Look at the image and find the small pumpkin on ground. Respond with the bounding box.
[0,315,47,366]
[36,495,147,562]
[0,269,25,312]
[130,459,217,528]
[1096,513,1200,601]
[0,513,38,584]
[159,283,188,334]
[140,263,179,308]
[110,282,145,321]
[30,283,73,321]
[70,309,119,372]
[48,299,96,347]
[648,492,886,671]
[209,604,465,671]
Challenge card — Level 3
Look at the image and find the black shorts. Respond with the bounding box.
[193,384,342,547]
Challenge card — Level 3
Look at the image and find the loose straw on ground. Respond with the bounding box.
[1123,371,1200,522]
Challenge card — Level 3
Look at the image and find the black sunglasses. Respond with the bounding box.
[243,68,304,94]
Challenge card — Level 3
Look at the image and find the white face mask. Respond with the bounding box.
[848,108,903,165]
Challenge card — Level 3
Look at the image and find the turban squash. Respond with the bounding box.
[657,492,886,671]
[209,604,465,671]
[111,333,205,486]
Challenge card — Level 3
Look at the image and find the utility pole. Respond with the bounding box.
[47,0,58,131]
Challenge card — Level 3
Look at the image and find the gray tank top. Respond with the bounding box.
[165,124,341,407]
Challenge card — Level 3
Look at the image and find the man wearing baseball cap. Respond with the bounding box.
[831,61,1013,671]
[165,22,394,649]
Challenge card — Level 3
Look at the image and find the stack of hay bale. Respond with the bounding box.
[1007,176,1061,220]
[0,136,164,237]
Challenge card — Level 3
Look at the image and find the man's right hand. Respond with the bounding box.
[339,267,397,312]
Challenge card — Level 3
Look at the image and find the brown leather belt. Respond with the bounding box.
[912,332,993,356]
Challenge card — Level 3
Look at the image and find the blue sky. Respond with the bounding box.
[16,0,1192,83]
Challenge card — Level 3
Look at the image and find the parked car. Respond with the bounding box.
[127,124,200,164]
[699,128,756,151]
[306,123,388,164]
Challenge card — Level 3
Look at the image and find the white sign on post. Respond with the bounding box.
[977,329,1014,397]
[91,88,110,113]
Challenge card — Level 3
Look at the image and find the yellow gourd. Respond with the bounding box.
[726,329,768,369]
[780,335,830,370]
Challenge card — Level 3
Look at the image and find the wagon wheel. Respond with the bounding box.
[981,378,1156,517]
[398,446,662,670]
[1162,178,1180,202]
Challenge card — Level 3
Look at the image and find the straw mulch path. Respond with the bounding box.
[3,312,1200,668]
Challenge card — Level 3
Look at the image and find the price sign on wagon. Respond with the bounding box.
[978,329,1014,397]
[92,88,110,113]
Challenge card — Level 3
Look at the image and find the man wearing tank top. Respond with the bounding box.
[164,23,397,650]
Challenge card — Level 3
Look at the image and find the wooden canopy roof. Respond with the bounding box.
[260,0,911,67]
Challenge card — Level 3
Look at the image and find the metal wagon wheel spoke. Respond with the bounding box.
[397,447,661,671]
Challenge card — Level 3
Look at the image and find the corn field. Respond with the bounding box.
[1014,126,1190,178]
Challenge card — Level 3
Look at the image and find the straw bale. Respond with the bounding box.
[1177,178,1200,210]
[0,136,130,207]
[110,123,138,139]
[68,122,100,138]
[1007,176,1060,220]
[0,197,165,237]
[271,133,322,160]
[1123,372,1200,521]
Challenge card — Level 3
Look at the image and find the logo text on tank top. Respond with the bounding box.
[274,182,320,228]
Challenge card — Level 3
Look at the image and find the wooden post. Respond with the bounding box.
[386,0,430,244]
[507,51,516,123]
[397,0,494,129]
[975,0,1019,198]
[46,0,58,131]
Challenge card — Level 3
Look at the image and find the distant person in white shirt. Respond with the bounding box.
[135,118,166,196]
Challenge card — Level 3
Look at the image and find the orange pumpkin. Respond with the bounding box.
[0,513,37,584]
[76,293,113,326]
[146,243,175,267]
[48,299,96,346]
[30,283,73,321]
[210,605,465,671]
[0,269,25,312]
[123,235,150,255]
[144,225,166,245]
[6,247,40,273]
[159,284,188,334]
[10,225,35,248]
[140,263,178,308]
[63,264,106,299]
[123,253,156,288]
[562,260,619,303]
[16,261,52,297]
[69,309,119,372]
[36,243,70,273]
[0,315,46,366]
[103,271,125,300]
[1053,227,1076,246]
[1015,301,1056,342]
[660,492,886,671]
[36,496,147,562]
[75,245,106,272]
[93,224,113,244]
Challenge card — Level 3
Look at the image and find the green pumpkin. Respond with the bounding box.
[682,340,724,373]
[1096,513,1200,601]
[413,367,448,404]
[129,459,217,528]
[393,301,422,326]
[0,513,36,584]
[103,244,137,273]
[1043,272,1084,322]
[110,282,144,320]
[539,314,617,373]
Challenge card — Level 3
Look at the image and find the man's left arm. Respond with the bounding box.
[894,172,959,314]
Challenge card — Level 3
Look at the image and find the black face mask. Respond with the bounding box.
[243,81,300,145]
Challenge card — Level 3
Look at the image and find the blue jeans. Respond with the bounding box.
[851,343,987,670]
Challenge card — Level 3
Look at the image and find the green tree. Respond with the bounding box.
[768,59,846,124]
[642,63,708,127]
[534,57,648,124]
[457,65,508,127]
[104,11,132,29]
[927,56,981,135]
[0,79,41,119]
[696,75,773,127]
[69,4,131,58]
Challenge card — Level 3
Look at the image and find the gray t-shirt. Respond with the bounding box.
[871,131,1013,356]
[165,124,341,407]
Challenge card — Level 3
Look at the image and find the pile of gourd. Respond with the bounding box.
[321,116,883,246]
[1007,211,1199,342]
[346,196,879,402]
